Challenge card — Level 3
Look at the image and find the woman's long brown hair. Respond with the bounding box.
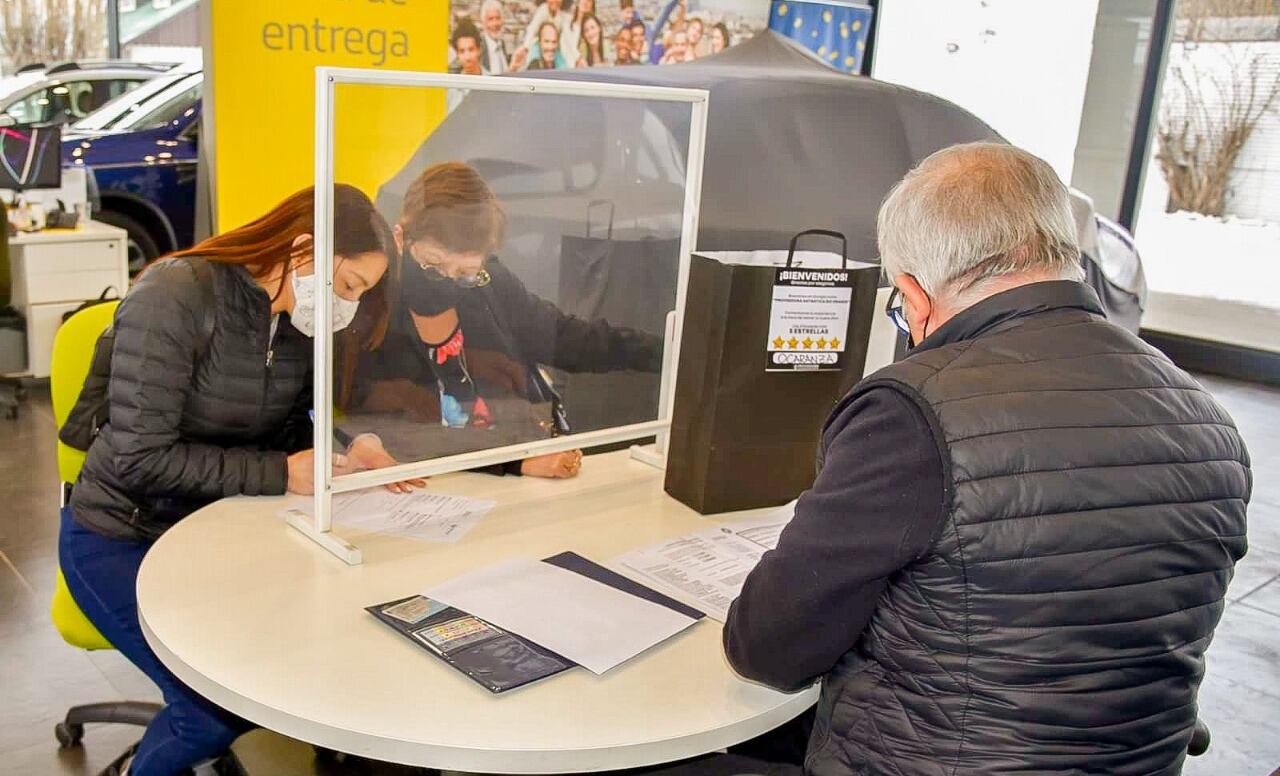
[168,183,400,408]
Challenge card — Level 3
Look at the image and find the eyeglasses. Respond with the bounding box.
[885,287,910,338]
[410,243,492,289]
[421,263,492,289]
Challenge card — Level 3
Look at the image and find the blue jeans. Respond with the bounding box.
[58,507,246,776]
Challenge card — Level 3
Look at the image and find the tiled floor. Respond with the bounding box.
[1183,376,1280,776]
[0,390,157,775]
[1,376,1278,775]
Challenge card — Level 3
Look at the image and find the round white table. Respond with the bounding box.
[137,451,818,773]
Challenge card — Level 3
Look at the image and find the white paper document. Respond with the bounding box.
[283,489,495,544]
[613,501,798,621]
[425,558,699,675]
[615,529,765,622]
[723,500,797,551]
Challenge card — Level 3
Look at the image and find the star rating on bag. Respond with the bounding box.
[776,335,847,350]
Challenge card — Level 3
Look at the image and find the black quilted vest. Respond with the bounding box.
[806,282,1250,776]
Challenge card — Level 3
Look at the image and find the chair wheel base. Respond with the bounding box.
[55,721,85,748]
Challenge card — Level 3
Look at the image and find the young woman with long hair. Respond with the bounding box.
[710,21,731,54]
[562,0,596,65]
[578,12,606,67]
[60,184,417,776]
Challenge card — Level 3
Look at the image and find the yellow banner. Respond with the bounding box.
[206,0,448,231]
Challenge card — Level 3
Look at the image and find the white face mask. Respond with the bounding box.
[289,269,360,337]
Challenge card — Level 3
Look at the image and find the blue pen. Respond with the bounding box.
[309,409,354,448]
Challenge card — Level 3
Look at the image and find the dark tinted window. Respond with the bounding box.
[3,78,146,125]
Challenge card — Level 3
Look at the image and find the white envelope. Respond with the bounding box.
[426,557,698,675]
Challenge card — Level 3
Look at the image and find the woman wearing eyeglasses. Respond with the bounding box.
[354,161,662,478]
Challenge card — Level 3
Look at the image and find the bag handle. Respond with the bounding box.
[786,229,848,268]
[586,199,615,241]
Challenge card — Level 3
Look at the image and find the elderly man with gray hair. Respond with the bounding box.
[478,0,528,73]
[724,143,1250,775]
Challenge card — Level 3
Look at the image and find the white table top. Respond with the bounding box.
[137,451,817,773]
[9,219,126,245]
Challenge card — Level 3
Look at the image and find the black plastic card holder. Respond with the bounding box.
[366,552,706,694]
[367,596,573,694]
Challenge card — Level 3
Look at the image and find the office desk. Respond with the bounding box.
[7,221,129,377]
[136,451,818,773]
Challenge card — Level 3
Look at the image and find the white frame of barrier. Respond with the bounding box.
[285,67,710,564]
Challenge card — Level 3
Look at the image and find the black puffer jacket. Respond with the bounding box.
[70,258,313,542]
[352,256,662,414]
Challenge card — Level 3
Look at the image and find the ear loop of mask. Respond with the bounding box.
[905,287,937,350]
[917,304,932,348]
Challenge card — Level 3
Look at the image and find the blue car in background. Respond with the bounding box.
[63,71,202,271]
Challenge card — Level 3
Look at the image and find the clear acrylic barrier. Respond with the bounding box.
[290,69,709,564]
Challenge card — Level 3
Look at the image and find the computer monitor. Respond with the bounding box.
[0,123,62,191]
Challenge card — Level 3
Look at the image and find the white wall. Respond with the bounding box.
[871,0,1100,183]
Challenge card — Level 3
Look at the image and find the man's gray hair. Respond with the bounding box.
[481,0,504,17]
[878,142,1083,304]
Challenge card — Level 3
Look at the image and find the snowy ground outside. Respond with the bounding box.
[1134,147,1280,312]
[1135,210,1280,311]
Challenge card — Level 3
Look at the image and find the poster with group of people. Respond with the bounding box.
[447,0,770,74]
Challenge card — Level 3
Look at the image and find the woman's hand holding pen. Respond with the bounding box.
[286,449,353,495]
[287,437,425,495]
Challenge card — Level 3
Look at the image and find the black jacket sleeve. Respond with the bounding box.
[261,373,314,454]
[490,260,662,374]
[722,387,946,691]
[107,261,290,498]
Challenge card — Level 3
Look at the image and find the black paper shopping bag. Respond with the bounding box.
[665,230,880,514]
[556,228,681,434]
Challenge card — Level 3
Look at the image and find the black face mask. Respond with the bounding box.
[401,249,464,317]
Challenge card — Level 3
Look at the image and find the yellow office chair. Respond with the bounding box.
[49,301,162,748]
